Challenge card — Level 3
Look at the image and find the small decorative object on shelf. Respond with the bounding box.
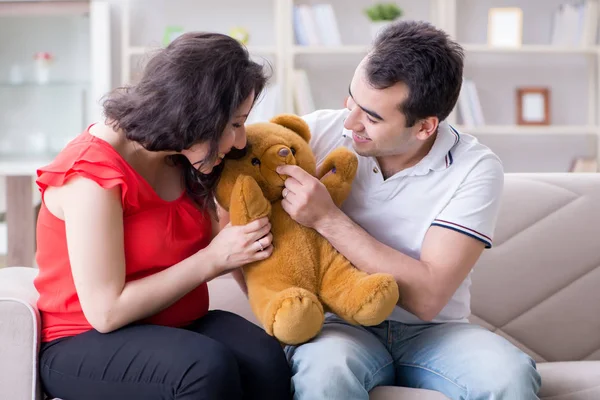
[229,26,250,45]
[364,3,403,40]
[516,87,550,126]
[162,26,184,47]
[570,157,598,172]
[33,52,53,84]
[487,7,523,48]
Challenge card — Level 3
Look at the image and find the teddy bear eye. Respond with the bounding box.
[251,157,261,166]
[290,148,296,155]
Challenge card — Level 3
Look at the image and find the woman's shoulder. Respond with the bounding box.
[36,123,142,206]
[43,123,129,169]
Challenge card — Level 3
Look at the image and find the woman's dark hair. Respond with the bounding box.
[102,32,268,213]
[366,20,464,127]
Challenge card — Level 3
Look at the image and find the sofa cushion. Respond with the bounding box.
[470,174,600,363]
[538,361,600,399]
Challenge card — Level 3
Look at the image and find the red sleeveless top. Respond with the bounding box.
[34,127,212,342]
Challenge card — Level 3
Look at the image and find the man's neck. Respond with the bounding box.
[377,134,437,179]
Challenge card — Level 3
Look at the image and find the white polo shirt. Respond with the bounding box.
[303,108,504,324]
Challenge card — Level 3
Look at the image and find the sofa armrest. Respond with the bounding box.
[0,266,42,400]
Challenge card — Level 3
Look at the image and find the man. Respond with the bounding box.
[276,20,541,399]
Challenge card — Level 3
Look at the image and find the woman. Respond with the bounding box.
[35,32,291,400]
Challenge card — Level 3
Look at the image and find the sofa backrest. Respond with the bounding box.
[470,173,600,363]
[209,173,600,363]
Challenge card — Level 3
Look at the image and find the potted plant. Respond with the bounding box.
[364,3,403,40]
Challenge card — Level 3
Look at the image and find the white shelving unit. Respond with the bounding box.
[120,0,285,108]
[120,0,600,172]
[462,44,599,54]
[0,0,112,267]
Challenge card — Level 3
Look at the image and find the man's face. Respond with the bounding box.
[343,60,420,158]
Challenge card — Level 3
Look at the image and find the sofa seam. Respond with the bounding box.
[499,262,600,333]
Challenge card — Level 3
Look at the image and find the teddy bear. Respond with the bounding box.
[215,114,399,345]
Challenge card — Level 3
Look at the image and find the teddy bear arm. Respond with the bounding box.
[229,175,272,226]
[319,250,399,326]
[318,148,358,207]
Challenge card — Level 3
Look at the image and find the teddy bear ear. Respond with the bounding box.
[269,114,311,143]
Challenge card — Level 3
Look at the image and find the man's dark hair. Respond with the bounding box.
[102,32,268,212]
[367,20,464,127]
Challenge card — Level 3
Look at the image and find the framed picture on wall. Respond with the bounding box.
[516,87,550,125]
[487,7,523,47]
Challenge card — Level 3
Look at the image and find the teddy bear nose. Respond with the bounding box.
[278,148,290,157]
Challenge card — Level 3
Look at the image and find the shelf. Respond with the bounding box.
[455,125,599,135]
[0,81,89,88]
[0,1,89,17]
[0,154,57,176]
[461,44,599,55]
[292,45,370,55]
[127,45,277,56]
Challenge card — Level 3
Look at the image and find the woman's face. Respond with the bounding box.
[182,92,255,174]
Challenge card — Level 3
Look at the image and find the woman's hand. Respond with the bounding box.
[205,216,273,279]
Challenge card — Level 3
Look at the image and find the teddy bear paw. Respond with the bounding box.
[265,287,324,345]
[352,274,399,326]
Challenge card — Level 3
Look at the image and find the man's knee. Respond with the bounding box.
[468,349,541,398]
[288,339,358,377]
[285,326,393,398]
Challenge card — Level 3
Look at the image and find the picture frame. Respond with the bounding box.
[516,87,550,125]
[487,7,523,48]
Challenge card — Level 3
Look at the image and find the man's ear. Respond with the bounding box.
[270,114,311,143]
[415,116,439,141]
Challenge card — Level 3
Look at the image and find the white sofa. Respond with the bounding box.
[1,173,600,400]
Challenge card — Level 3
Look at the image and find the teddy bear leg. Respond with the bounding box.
[319,253,399,326]
[246,274,324,345]
[266,287,324,345]
[318,148,358,208]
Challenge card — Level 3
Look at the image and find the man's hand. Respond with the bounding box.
[276,165,338,229]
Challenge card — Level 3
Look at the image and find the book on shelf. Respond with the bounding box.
[246,83,282,124]
[293,69,315,116]
[457,78,485,127]
[550,0,598,46]
[293,3,342,46]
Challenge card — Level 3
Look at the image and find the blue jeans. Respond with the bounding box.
[285,314,541,400]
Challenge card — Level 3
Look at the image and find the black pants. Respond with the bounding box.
[40,310,291,400]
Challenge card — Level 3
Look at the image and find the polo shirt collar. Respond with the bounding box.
[339,120,460,178]
[411,121,460,176]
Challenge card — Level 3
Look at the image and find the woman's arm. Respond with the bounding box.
[54,176,215,333]
[53,176,270,333]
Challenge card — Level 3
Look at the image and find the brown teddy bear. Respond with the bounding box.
[215,114,399,345]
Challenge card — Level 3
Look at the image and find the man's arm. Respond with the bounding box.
[314,209,484,321]
[277,156,503,321]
